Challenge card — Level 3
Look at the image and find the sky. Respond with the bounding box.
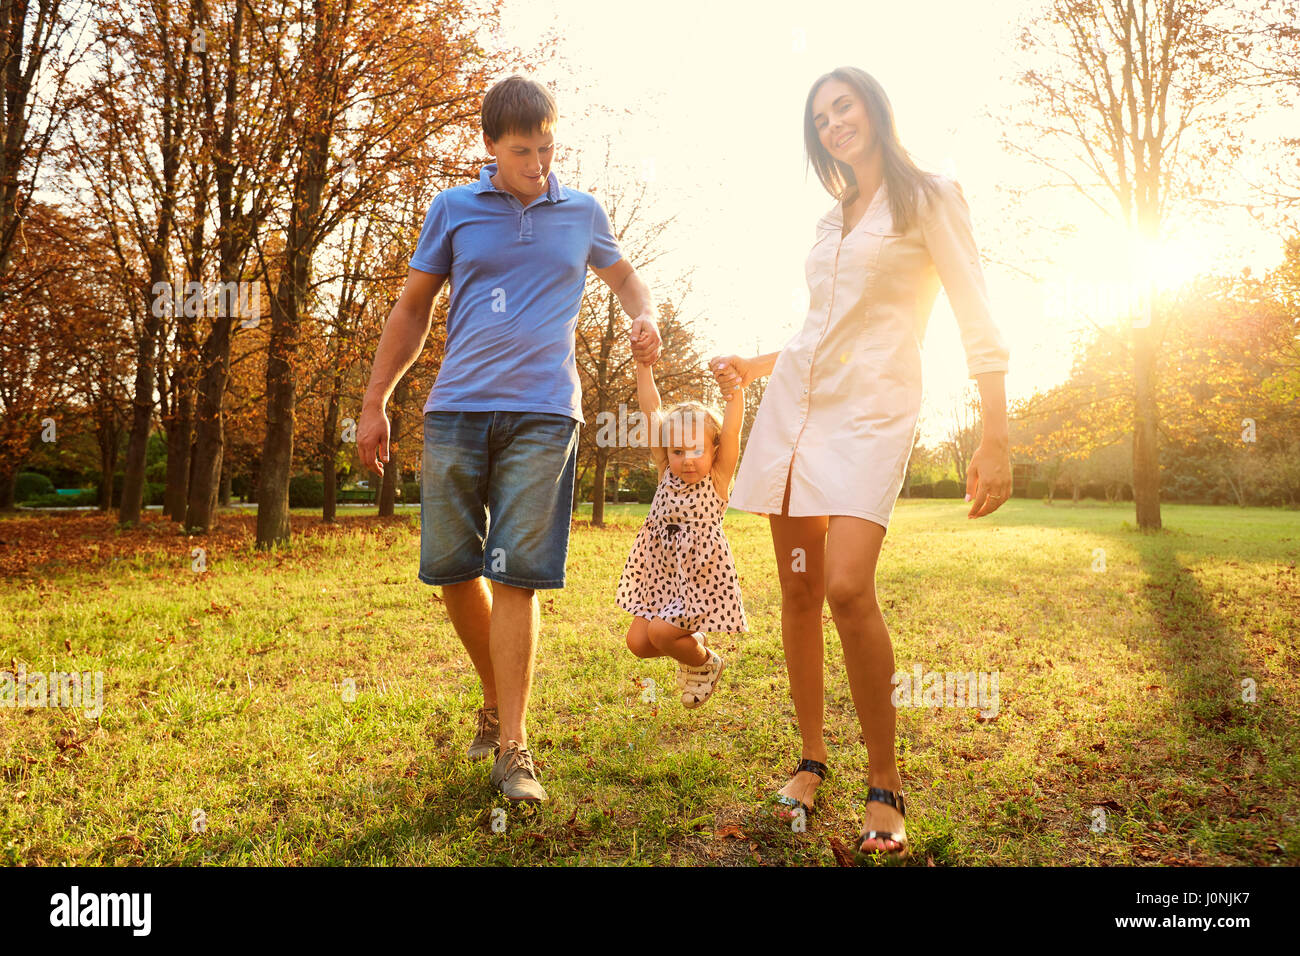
[491,0,1289,445]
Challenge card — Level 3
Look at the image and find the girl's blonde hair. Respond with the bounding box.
[657,401,723,452]
[658,401,733,496]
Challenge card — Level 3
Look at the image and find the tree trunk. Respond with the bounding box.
[592,448,608,527]
[120,269,169,527]
[322,375,341,523]
[572,462,588,513]
[186,301,235,533]
[379,378,406,517]
[97,431,117,513]
[163,385,195,521]
[1132,323,1162,530]
[255,275,300,548]
[218,463,231,508]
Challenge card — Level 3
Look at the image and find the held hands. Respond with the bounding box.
[965,440,1012,518]
[629,313,661,365]
[709,354,752,400]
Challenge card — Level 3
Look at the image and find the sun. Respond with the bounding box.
[1127,232,1205,293]
[1043,225,1208,325]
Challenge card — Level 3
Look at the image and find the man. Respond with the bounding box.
[358,75,660,802]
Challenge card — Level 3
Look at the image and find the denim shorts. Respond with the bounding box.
[418,410,579,590]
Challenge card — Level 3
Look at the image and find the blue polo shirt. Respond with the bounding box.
[410,163,623,425]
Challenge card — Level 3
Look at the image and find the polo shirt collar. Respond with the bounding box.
[474,163,569,202]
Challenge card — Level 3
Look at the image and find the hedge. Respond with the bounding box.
[15,472,55,502]
[108,475,165,507]
[934,478,963,498]
[289,473,325,508]
[20,489,100,508]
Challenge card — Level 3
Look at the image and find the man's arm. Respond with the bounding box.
[590,258,660,364]
[357,267,446,476]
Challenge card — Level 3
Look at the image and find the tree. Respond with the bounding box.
[66,3,195,526]
[252,0,501,548]
[183,0,288,534]
[0,203,85,507]
[572,148,704,527]
[943,385,982,483]
[0,0,84,293]
[1006,0,1252,529]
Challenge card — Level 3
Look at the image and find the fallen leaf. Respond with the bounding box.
[827,836,856,867]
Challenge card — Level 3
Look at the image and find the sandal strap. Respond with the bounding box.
[859,830,907,850]
[865,786,906,817]
[794,758,827,780]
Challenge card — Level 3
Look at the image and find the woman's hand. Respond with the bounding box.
[965,439,1012,518]
[709,354,753,398]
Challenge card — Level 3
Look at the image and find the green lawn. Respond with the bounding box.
[1,499,1296,866]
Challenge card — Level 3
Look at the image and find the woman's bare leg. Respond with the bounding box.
[824,514,904,853]
[770,463,829,809]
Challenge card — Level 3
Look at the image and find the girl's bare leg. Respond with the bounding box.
[647,617,708,665]
[625,616,662,658]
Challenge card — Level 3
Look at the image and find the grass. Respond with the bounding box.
[0,498,1296,866]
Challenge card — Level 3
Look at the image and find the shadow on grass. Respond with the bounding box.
[1136,531,1263,736]
[1116,528,1293,862]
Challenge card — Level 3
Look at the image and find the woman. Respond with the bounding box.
[711,66,1012,862]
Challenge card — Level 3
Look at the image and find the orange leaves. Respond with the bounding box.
[0,510,413,579]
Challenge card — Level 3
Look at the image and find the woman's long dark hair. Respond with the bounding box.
[804,67,939,234]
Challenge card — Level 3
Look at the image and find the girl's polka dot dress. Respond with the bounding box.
[616,468,749,634]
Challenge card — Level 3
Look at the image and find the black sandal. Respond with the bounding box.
[770,758,827,817]
[853,786,909,863]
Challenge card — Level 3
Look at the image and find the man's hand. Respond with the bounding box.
[357,404,391,478]
[709,354,753,398]
[630,313,661,365]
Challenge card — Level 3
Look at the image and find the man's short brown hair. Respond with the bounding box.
[481,75,557,141]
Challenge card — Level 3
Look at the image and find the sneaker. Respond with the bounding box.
[676,633,708,692]
[466,706,499,761]
[490,739,548,802]
[680,648,725,709]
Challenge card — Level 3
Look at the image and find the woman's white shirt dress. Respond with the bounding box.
[728,174,1010,529]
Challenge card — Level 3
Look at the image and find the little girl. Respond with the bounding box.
[615,358,749,708]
